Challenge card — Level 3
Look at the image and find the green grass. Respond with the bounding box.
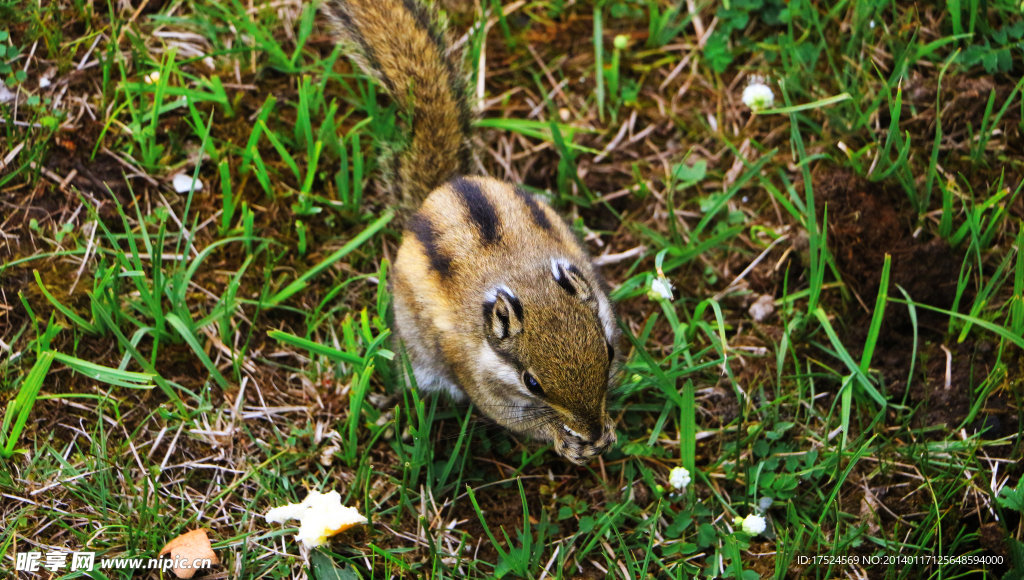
[1,0,1023,579]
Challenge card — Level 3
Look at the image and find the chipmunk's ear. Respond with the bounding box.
[483,286,523,340]
[551,258,594,301]
[552,257,616,341]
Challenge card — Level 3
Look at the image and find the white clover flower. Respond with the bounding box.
[734,514,767,535]
[668,466,691,491]
[649,277,674,302]
[742,81,774,112]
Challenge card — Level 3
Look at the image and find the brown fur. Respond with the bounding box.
[323,2,619,464]
[321,0,472,210]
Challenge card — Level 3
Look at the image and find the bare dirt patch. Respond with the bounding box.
[816,169,962,329]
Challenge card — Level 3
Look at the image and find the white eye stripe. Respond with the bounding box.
[551,257,587,293]
[484,284,516,302]
[597,294,615,341]
[551,257,582,282]
[478,343,526,391]
[550,257,564,279]
[563,425,584,438]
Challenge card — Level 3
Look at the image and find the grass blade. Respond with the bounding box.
[890,298,1024,349]
[166,313,230,390]
[859,254,891,373]
[52,352,155,389]
[1013,225,1024,335]
[268,210,394,305]
[33,270,101,335]
[267,330,366,366]
[594,4,605,122]
[757,93,852,115]
[813,307,887,408]
[1,351,55,457]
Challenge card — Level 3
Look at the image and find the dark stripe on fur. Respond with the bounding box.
[322,0,474,206]
[497,288,524,325]
[506,292,524,322]
[553,263,582,296]
[451,177,500,244]
[514,187,552,231]
[402,0,440,48]
[555,274,577,296]
[482,300,495,332]
[323,2,395,93]
[398,0,473,173]
[495,309,509,338]
[491,344,525,372]
[408,213,452,277]
[451,90,474,175]
[397,0,472,176]
[483,289,523,339]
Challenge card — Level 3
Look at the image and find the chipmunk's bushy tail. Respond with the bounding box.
[322,0,473,210]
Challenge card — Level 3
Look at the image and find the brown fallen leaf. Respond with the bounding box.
[159,528,219,579]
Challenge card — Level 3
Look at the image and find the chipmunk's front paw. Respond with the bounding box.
[553,423,617,465]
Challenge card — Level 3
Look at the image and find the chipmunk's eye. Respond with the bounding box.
[523,371,544,397]
[606,342,614,363]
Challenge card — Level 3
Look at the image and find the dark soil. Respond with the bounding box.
[807,169,1022,436]
[45,119,135,209]
[902,73,1024,171]
[815,169,963,331]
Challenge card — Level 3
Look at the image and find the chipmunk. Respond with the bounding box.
[322,0,619,464]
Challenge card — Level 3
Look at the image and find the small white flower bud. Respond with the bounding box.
[741,514,767,535]
[649,277,674,302]
[668,466,691,490]
[742,82,775,112]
